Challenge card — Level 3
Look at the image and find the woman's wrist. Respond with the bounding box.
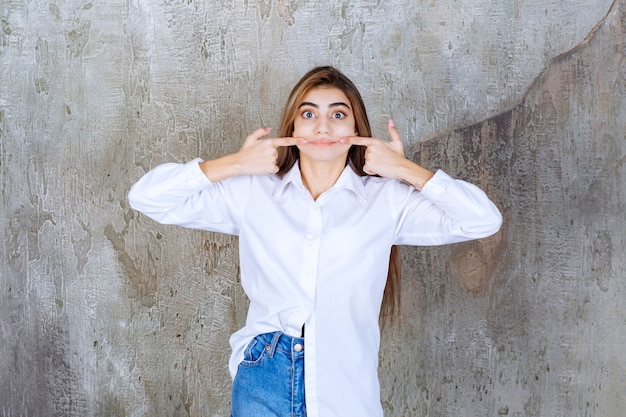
[397,159,434,191]
[199,153,243,182]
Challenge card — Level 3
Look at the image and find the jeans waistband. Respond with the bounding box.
[255,331,305,359]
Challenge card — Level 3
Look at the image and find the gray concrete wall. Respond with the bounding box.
[1,0,624,416]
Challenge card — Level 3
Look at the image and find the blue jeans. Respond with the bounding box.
[231,331,306,417]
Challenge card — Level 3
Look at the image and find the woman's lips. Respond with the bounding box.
[309,139,338,146]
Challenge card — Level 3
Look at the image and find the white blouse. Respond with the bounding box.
[128,158,502,417]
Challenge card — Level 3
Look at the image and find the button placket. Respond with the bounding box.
[300,204,322,298]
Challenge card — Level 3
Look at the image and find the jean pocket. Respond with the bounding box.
[240,336,268,366]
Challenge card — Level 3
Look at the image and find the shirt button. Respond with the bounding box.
[294,343,303,352]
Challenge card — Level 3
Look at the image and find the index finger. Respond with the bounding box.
[265,137,305,148]
[339,136,375,146]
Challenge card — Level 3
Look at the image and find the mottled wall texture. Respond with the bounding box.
[1,0,625,416]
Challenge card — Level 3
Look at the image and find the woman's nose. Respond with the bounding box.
[316,119,330,134]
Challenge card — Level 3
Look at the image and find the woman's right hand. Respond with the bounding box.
[199,128,304,182]
[234,128,304,175]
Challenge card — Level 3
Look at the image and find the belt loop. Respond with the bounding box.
[267,331,282,358]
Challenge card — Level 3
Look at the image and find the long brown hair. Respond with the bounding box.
[276,66,401,325]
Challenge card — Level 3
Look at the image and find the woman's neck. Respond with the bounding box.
[299,157,346,201]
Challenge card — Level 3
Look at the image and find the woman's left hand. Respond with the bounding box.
[340,120,434,190]
[339,119,407,177]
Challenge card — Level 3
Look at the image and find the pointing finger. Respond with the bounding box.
[339,136,374,146]
[268,137,306,148]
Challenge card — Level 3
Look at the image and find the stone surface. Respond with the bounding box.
[1,0,624,416]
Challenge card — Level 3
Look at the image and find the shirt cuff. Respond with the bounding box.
[419,169,453,199]
[186,158,215,187]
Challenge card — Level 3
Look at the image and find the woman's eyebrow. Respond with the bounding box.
[330,102,351,109]
[299,101,351,109]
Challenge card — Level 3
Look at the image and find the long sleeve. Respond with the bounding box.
[128,158,243,235]
[393,169,502,246]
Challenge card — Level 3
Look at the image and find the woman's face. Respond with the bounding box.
[293,86,356,165]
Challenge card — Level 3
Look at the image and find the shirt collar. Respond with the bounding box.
[274,162,368,204]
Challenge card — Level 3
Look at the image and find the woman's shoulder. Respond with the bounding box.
[361,174,416,202]
[361,174,411,191]
[217,172,281,190]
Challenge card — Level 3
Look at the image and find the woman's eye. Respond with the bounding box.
[332,112,346,119]
[302,111,315,119]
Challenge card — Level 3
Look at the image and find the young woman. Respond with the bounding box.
[128,66,502,417]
